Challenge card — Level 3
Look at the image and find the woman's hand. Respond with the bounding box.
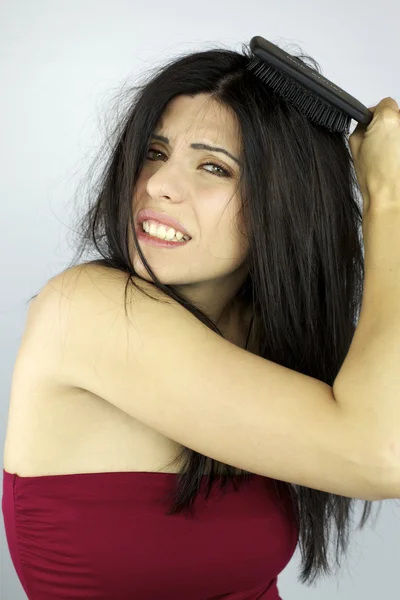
[349,97,400,214]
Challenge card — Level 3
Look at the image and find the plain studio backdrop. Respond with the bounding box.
[1,1,399,598]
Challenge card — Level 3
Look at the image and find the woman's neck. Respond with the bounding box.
[220,300,260,354]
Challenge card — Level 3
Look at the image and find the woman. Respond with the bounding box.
[3,43,400,599]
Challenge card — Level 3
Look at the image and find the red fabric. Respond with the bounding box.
[2,469,298,599]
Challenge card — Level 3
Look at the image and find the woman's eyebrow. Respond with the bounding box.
[151,134,241,166]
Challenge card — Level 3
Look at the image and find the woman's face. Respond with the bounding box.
[130,93,249,321]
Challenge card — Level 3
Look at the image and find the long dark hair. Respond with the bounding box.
[30,42,383,586]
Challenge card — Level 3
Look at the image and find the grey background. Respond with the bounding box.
[1,0,399,598]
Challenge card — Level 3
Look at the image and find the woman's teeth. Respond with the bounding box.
[141,220,190,242]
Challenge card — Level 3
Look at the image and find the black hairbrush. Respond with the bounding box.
[246,36,373,134]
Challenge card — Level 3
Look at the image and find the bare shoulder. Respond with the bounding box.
[42,262,166,306]
[34,261,388,501]
[34,262,164,327]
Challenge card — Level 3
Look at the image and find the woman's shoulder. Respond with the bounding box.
[45,261,161,303]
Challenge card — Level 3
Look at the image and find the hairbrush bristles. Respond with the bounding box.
[246,57,352,134]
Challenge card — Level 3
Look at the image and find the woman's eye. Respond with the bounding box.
[146,148,230,178]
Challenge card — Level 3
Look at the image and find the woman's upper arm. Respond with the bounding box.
[34,263,386,500]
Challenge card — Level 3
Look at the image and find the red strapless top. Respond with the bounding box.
[2,469,298,599]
